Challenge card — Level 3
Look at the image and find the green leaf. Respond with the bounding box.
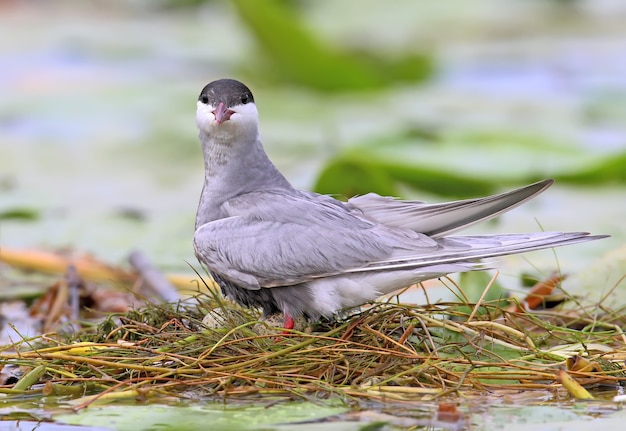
[314,153,497,198]
[555,151,626,184]
[313,129,626,198]
[231,0,432,91]
[0,208,40,221]
[56,402,348,431]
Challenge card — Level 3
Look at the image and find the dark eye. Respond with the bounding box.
[241,94,250,104]
[199,94,209,104]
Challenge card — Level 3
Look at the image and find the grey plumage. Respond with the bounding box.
[193,79,607,323]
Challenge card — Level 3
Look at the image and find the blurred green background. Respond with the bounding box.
[0,0,624,286]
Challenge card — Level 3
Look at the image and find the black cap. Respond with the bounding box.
[198,79,255,108]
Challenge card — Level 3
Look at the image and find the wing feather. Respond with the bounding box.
[347,179,553,237]
[194,190,439,288]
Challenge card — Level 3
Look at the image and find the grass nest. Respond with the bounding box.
[1,276,626,408]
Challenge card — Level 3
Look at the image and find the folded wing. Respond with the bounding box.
[348,179,554,237]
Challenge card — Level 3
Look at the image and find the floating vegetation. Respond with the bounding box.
[1,273,625,409]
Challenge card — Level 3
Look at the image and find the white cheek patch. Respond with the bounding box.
[196,102,216,129]
[196,102,259,139]
[230,103,260,137]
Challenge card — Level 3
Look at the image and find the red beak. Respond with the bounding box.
[213,102,234,125]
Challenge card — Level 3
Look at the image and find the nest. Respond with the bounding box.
[1,275,625,408]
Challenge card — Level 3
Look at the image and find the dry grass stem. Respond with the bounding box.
[0,277,625,407]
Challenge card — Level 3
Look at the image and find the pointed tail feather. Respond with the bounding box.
[349,232,608,273]
[348,179,554,237]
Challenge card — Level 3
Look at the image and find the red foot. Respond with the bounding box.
[275,313,296,342]
[281,313,295,335]
[274,314,296,341]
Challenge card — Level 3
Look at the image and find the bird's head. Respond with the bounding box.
[196,79,258,142]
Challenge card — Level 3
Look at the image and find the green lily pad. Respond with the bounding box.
[56,402,348,431]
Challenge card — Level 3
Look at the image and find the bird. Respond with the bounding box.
[192,78,607,330]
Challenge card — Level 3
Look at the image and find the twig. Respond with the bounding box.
[129,250,180,303]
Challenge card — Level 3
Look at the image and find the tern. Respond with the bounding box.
[193,79,606,329]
